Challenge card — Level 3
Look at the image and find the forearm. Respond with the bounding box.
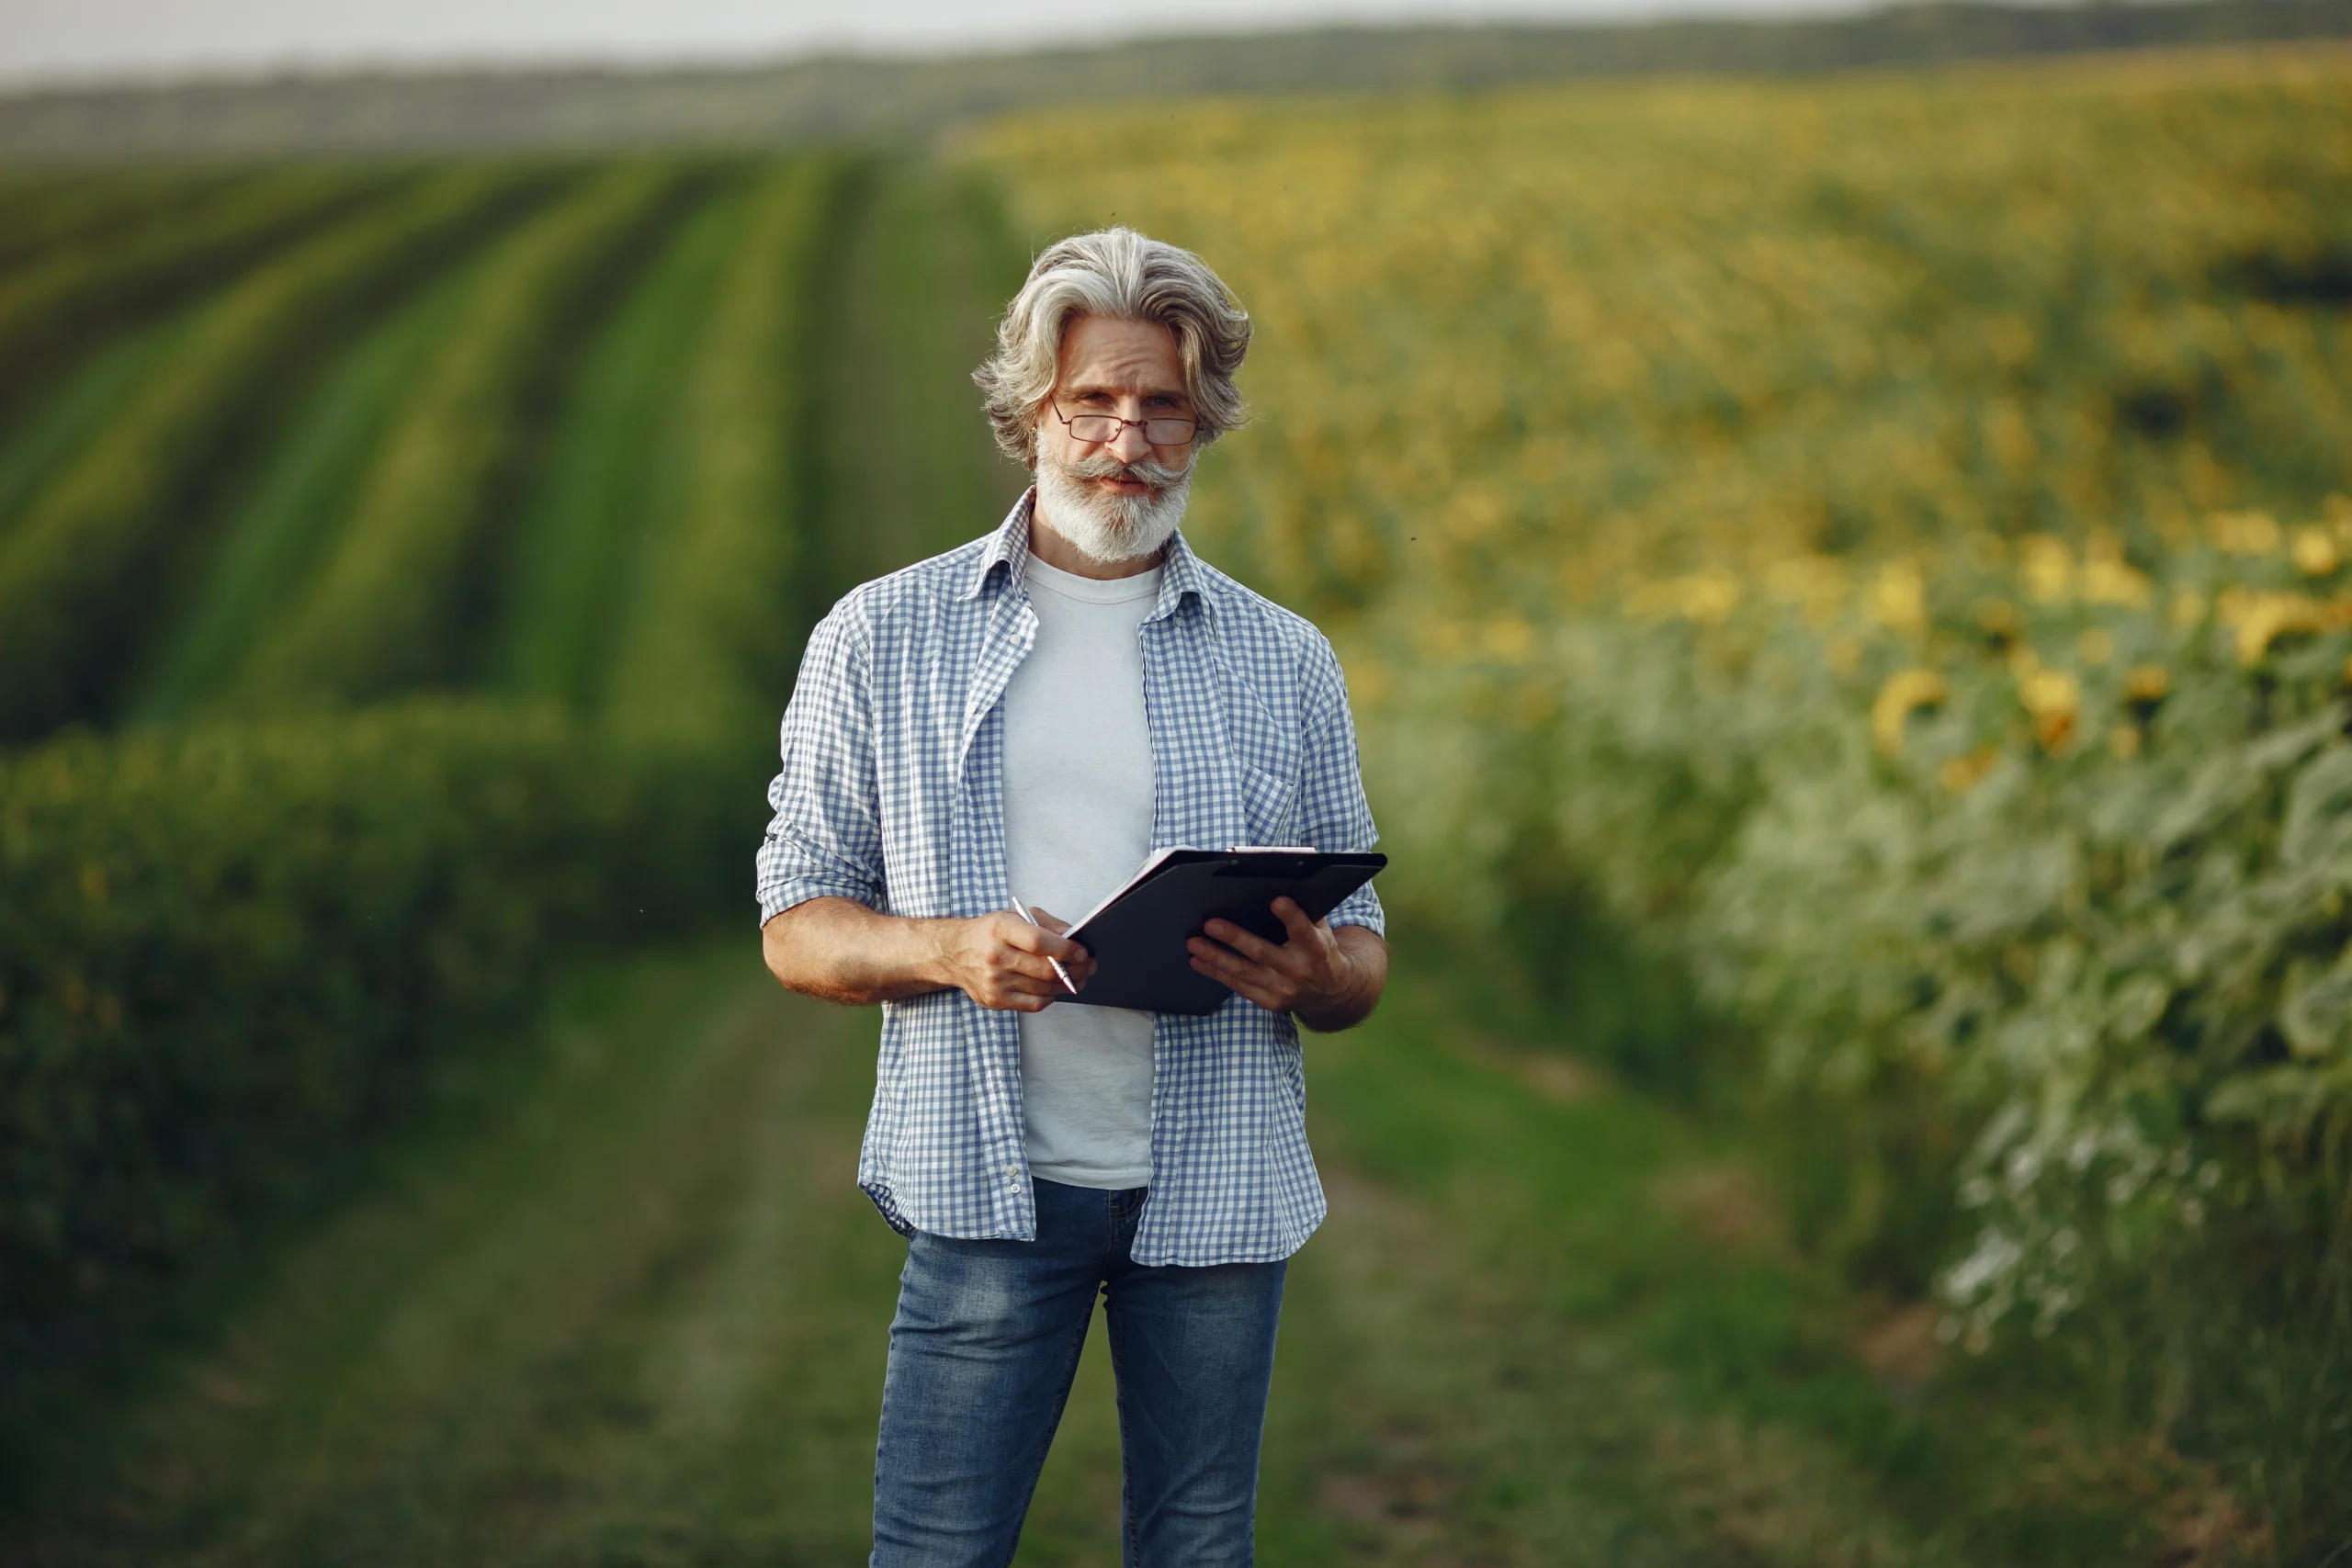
[1295,925,1389,1033]
[763,895,1095,1011]
[762,897,953,1006]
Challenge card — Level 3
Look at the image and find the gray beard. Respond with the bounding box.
[1033,453,1192,567]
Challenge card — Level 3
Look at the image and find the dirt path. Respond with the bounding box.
[17,939,1973,1567]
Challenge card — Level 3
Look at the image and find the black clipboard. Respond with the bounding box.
[1059,847,1386,1015]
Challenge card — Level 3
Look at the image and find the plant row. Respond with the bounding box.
[0,168,235,270]
[0,165,566,742]
[0,154,852,1368]
[0,156,842,741]
[600,158,842,743]
[1365,507,2352,1549]
[0,702,745,1342]
[493,168,760,706]
[220,163,695,709]
[0,164,421,432]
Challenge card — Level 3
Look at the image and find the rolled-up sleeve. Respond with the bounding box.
[1295,633,1385,937]
[755,605,886,923]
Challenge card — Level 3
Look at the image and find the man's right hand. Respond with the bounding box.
[933,909,1095,1012]
[763,896,1097,1010]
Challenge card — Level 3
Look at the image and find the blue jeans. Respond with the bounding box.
[871,1178,1288,1567]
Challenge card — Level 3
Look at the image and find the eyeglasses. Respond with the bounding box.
[1050,403,1197,446]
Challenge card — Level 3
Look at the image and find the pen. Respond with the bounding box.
[1008,897,1080,995]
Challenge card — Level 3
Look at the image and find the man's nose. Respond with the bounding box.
[1107,421,1154,464]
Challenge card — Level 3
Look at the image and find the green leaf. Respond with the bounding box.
[2279,953,2352,1061]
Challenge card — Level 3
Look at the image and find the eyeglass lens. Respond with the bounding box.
[1065,413,1195,444]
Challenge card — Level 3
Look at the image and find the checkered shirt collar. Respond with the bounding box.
[963,486,1208,625]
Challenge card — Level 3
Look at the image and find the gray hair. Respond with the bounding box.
[975,227,1251,467]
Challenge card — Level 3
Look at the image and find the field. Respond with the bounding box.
[976,52,2352,1549]
[4,45,2350,1564]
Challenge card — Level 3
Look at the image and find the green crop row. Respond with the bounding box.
[0,155,848,1370]
[0,700,744,1342]
[0,165,566,743]
[0,167,253,274]
[0,310,200,551]
[126,249,500,721]
[495,168,760,707]
[223,164,693,709]
[0,164,418,433]
[602,158,842,744]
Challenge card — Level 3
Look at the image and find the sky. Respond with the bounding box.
[0,0,1873,90]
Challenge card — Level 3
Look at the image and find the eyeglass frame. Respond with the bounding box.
[1048,401,1198,447]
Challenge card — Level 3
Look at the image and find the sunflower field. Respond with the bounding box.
[975,49,2352,1543]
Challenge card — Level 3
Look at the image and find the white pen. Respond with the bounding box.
[1008,897,1080,996]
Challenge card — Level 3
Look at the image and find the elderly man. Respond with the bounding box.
[757,227,1387,1565]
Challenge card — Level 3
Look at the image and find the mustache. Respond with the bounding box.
[1055,453,1191,488]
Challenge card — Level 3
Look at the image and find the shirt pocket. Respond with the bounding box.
[1235,757,1301,845]
[1221,671,1301,844]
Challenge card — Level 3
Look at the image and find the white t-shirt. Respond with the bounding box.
[1002,552,1161,1190]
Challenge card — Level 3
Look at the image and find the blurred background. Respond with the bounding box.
[1,2,2348,1562]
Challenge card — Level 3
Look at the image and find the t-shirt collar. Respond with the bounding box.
[964,486,1206,623]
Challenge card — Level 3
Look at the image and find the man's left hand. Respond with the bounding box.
[1189,897,1386,1032]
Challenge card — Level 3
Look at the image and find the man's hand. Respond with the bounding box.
[762,897,1093,1010]
[932,908,1096,1013]
[1187,897,1388,1032]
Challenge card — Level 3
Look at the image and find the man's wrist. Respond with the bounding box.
[911,917,961,994]
[1295,927,1385,1032]
[1310,942,1362,1014]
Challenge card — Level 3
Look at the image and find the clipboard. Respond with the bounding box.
[1059,846,1386,1015]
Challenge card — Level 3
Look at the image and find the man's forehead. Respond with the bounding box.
[1060,370,1189,399]
[1057,316,1185,390]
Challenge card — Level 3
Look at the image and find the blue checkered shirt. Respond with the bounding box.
[756,491,1385,1265]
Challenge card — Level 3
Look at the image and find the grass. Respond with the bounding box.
[6,941,896,1564]
[1288,955,2198,1565]
[7,934,2202,1566]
